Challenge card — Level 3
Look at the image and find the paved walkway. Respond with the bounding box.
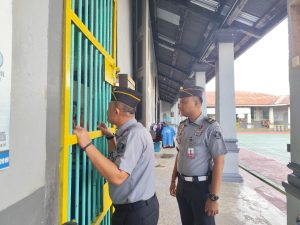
[154,148,287,225]
[239,148,291,186]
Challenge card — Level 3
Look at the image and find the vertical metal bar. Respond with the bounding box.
[108,0,112,55]
[98,53,103,213]
[94,0,100,216]
[82,0,89,224]
[87,0,94,220]
[68,0,76,219]
[97,0,103,215]
[103,0,107,52]
[87,0,95,223]
[113,0,117,60]
[75,0,83,221]
[90,0,96,219]
[81,37,88,225]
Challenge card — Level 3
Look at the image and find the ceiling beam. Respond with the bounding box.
[162,0,223,22]
[159,73,183,85]
[158,84,178,95]
[158,74,183,87]
[158,79,181,90]
[224,0,249,26]
[231,23,262,38]
[158,61,189,76]
[254,0,286,29]
[159,85,178,97]
[199,0,248,62]
[159,92,176,100]
[159,81,179,91]
[160,94,174,102]
[155,39,198,59]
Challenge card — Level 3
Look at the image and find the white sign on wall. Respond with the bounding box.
[0,0,12,170]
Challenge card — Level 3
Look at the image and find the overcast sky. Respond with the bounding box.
[206,19,289,96]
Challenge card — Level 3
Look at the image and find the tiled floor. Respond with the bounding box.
[155,149,286,225]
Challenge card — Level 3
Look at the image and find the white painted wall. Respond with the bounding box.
[0,0,12,171]
[160,101,172,122]
[117,0,133,76]
[0,0,48,211]
[170,98,184,126]
[139,0,158,129]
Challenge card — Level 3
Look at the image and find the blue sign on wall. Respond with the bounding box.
[0,150,9,170]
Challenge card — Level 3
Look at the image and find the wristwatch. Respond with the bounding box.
[208,193,219,201]
[106,135,115,140]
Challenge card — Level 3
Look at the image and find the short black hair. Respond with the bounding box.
[193,96,203,104]
[114,101,136,114]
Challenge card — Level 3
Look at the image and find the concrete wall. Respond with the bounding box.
[136,0,158,128]
[0,0,63,224]
[170,99,184,126]
[160,101,172,123]
[274,106,289,125]
[117,0,133,76]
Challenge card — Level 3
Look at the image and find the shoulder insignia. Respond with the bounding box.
[206,117,216,124]
[179,118,188,124]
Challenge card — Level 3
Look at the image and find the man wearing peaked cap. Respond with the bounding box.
[74,86,159,225]
[170,85,227,225]
[179,85,204,99]
[111,86,142,109]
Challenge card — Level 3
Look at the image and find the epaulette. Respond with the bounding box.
[179,118,188,124]
[205,117,216,124]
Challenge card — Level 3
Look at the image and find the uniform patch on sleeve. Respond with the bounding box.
[117,142,126,153]
[206,117,216,124]
[213,130,222,139]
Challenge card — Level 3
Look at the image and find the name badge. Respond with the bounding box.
[187,147,195,159]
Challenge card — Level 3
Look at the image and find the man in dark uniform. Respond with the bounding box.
[74,86,159,225]
[169,85,227,225]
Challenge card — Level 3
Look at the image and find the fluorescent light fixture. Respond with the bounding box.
[236,11,259,26]
[157,8,180,26]
[190,0,219,12]
[158,43,175,52]
[158,34,176,45]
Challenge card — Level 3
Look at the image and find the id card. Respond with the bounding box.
[187,147,195,159]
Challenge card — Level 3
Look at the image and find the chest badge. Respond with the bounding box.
[178,124,186,136]
[194,124,204,136]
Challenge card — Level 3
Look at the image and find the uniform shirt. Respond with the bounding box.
[161,126,176,147]
[108,118,156,204]
[176,114,227,176]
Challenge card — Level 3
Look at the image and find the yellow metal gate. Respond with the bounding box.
[60,0,118,224]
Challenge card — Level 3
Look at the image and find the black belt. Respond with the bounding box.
[113,194,156,212]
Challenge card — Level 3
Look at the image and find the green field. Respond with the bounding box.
[237,133,290,164]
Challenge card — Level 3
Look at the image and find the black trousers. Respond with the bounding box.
[112,195,159,225]
[176,178,215,225]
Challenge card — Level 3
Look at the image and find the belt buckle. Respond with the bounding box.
[192,176,198,182]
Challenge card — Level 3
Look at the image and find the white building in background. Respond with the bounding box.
[206,91,290,130]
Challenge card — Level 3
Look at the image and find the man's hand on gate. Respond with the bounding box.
[73,126,90,148]
[98,122,113,137]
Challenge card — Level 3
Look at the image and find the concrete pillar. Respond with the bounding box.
[247,112,251,129]
[288,106,291,129]
[195,71,207,116]
[283,1,300,224]
[215,31,243,183]
[269,107,274,129]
